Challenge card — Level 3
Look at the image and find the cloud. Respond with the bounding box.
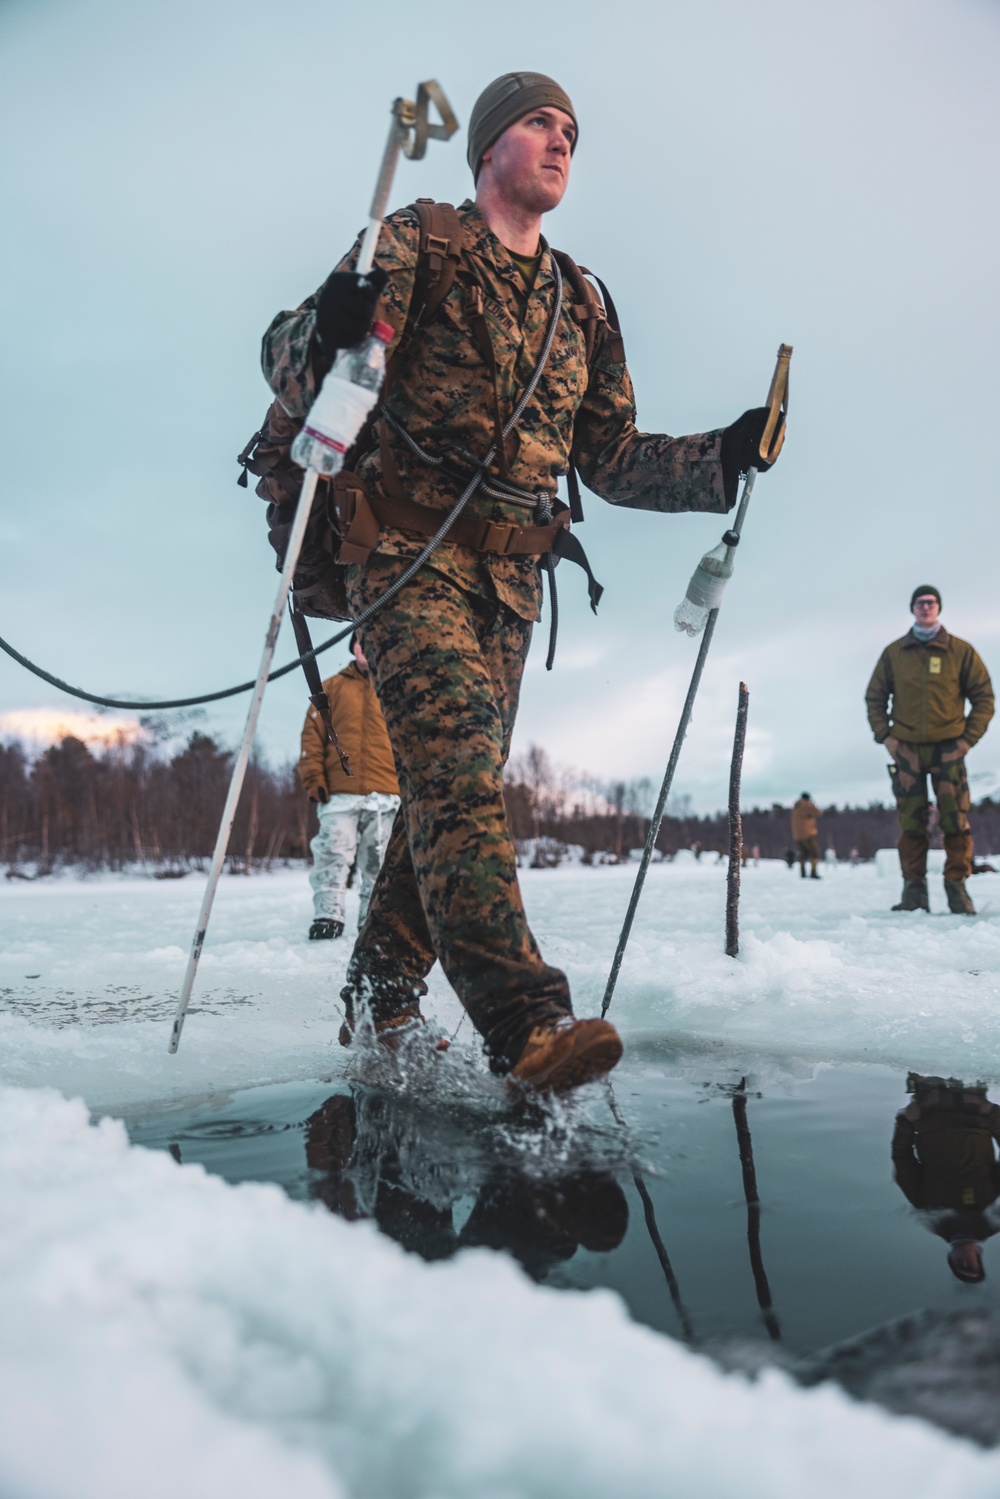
[0,708,143,753]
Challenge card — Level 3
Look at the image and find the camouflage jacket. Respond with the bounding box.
[262,200,731,622]
[865,627,994,747]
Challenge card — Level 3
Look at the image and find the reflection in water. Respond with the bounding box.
[892,1074,1000,1282]
[731,1080,781,1341]
[304,1086,629,1282]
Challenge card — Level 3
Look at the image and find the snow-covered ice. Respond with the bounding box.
[3,858,1000,1496]
[2,859,999,1114]
[5,1082,1000,1499]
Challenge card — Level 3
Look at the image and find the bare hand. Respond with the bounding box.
[884,736,900,758]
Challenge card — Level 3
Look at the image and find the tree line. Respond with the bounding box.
[3,731,999,874]
[501,745,1000,864]
[0,732,309,874]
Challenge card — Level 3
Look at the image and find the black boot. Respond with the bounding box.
[309,918,344,941]
[892,879,929,912]
[944,879,976,916]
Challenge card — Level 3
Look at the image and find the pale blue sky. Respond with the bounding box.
[2,0,998,810]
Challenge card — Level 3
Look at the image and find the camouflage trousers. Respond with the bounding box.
[309,792,400,927]
[343,557,572,1072]
[888,739,972,882]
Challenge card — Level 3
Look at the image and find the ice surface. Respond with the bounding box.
[2,860,1000,1114]
[4,860,1000,1494]
[4,1081,1000,1499]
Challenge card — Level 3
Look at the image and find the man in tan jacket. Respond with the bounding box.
[866,585,994,914]
[299,635,400,940]
[791,794,823,880]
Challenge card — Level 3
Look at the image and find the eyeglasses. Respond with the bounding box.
[913,598,939,607]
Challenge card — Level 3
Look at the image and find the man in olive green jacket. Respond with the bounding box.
[866,585,994,914]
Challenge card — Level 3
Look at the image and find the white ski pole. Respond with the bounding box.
[169,82,457,1054]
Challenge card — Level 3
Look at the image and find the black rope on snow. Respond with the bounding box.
[0,623,354,713]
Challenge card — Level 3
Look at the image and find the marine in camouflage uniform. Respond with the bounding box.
[261,73,774,1078]
[866,585,993,914]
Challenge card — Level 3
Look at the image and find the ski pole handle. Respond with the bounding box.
[758,343,791,466]
[357,81,457,276]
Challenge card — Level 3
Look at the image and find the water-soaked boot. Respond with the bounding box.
[892,878,930,912]
[944,879,976,916]
[338,985,449,1052]
[510,1016,623,1092]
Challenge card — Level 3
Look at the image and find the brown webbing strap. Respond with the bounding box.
[330,471,382,566]
[550,252,627,523]
[288,606,353,776]
[369,489,569,556]
[409,200,463,334]
[759,343,791,465]
[579,268,626,364]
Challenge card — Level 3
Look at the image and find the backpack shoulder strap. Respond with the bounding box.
[407,199,464,334]
[551,248,626,366]
[550,249,626,526]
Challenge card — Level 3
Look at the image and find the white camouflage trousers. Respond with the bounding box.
[309,792,400,927]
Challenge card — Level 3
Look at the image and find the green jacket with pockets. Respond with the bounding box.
[865,627,994,747]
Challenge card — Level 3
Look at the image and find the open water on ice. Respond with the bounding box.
[123,1052,1000,1361]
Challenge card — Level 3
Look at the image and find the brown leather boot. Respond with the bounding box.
[510,1016,623,1092]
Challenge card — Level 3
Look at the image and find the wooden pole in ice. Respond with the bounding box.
[726,682,749,958]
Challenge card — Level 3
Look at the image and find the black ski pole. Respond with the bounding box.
[601,345,790,1018]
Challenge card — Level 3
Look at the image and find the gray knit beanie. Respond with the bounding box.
[467,72,577,180]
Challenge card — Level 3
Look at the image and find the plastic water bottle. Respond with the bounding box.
[673,540,734,636]
[291,320,393,477]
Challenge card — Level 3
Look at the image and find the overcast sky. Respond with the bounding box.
[2,0,998,811]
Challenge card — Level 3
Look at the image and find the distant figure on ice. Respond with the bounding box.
[790,793,823,880]
[892,1074,1000,1283]
[260,69,784,1088]
[298,634,400,940]
[866,585,994,915]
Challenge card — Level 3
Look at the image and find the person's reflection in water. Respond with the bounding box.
[892,1073,1000,1282]
[304,1088,628,1281]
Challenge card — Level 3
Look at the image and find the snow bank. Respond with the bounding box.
[2,1082,999,1499]
[539,862,1000,1080]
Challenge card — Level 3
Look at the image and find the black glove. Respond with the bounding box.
[314,266,388,354]
[720,406,784,505]
[310,786,330,805]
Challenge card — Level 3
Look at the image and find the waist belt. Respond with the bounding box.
[372,489,566,557]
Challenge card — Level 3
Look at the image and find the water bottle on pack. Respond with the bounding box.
[291,319,394,476]
[673,540,735,637]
